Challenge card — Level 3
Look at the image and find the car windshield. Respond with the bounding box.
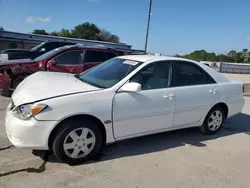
[77,58,142,88]
[34,48,60,61]
[30,42,46,52]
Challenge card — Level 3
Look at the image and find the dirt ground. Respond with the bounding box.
[0,74,250,188]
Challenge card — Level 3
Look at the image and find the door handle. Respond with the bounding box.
[163,94,175,99]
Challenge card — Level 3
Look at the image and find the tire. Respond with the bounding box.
[198,107,225,134]
[52,118,103,165]
[1,90,11,97]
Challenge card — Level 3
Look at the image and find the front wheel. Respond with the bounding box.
[198,107,225,134]
[52,118,103,164]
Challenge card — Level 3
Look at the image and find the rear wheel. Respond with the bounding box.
[52,118,103,164]
[198,107,225,134]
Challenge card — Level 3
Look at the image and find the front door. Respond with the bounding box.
[113,61,176,139]
[172,61,219,126]
[47,50,85,74]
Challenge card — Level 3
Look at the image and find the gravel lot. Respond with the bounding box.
[0,74,250,188]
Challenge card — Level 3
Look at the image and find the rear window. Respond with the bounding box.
[84,50,106,62]
[106,52,117,60]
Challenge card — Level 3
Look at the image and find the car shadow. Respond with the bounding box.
[45,113,250,165]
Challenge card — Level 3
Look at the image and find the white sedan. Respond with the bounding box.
[5,55,245,164]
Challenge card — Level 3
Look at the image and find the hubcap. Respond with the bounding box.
[208,110,223,131]
[63,128,96,159]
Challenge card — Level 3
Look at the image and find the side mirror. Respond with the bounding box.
[39,48,46,53]
[48,58,56,65]
[119,82,141,93]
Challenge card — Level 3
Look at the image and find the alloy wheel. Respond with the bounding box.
[208,110,223,131]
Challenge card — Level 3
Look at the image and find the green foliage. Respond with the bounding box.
[50,31,59,36]
[32,29,48,35]
[71,22,100,40]
[32,22,120,43]
[176,49,249,63]
[0,26,4,31]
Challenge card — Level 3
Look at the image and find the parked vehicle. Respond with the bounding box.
[0,49,31,61]
[0,41,76,61]
[0,44,124,96]
[5,55,245,164]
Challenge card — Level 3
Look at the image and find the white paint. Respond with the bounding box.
[5,55,245,150]
[119,82,141,93]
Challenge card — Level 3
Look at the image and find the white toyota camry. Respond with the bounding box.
[5,55,245,164]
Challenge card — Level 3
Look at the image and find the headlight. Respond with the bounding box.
[13,103,47,120]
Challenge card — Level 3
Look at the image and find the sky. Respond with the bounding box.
[0,0,249,55]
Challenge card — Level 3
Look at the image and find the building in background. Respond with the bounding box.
[0,31,40,50]
[0,30,135,52]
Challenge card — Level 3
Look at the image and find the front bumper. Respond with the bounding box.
[5,106,58,150]
[0,74,11,94]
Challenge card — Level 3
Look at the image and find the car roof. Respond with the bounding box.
[119,55,229,83]
[57,45,122,53]
[119,55,198,63]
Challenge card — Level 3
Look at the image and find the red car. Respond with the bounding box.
[0,44,125,96]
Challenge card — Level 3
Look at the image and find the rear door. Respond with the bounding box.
[172,61,218,126]
[47,50,85,74]
[82,50,108,70]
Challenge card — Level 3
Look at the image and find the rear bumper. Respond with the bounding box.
[227,98,245,118]
[0,74,11,94]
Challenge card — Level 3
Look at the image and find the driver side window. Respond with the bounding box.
[130,61,171,90]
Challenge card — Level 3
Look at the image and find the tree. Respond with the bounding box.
[242,49,248,54]
[216,54,229,62]
[71,22,101,40]
[246,52,250,63]
[235,52,244,63]
[50,31,59,36]
[59,28,72,38]
[32,22,120,43]
[0,26,4,31]
[206,52,216,61]
[98,29,120,43]
[70,22,120,43]
[187,50,207,61]
[179,49,248,63]
[32,29,48,35]
[227,50,236,57]
[242,49,248,63]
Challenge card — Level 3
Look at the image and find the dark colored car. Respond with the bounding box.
[0,49,31,60]
[0,41,76,60]
[0,44,124,96]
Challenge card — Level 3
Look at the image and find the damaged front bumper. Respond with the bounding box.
[0,73,11,95]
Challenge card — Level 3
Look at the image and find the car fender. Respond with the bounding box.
[34,89,116,143]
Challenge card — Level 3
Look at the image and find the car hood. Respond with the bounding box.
[0,59,34,66]
[12,72,101,106]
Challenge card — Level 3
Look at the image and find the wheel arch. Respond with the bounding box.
[48,114,107,150]
[203,102,229,123]
[210,102,229,119]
